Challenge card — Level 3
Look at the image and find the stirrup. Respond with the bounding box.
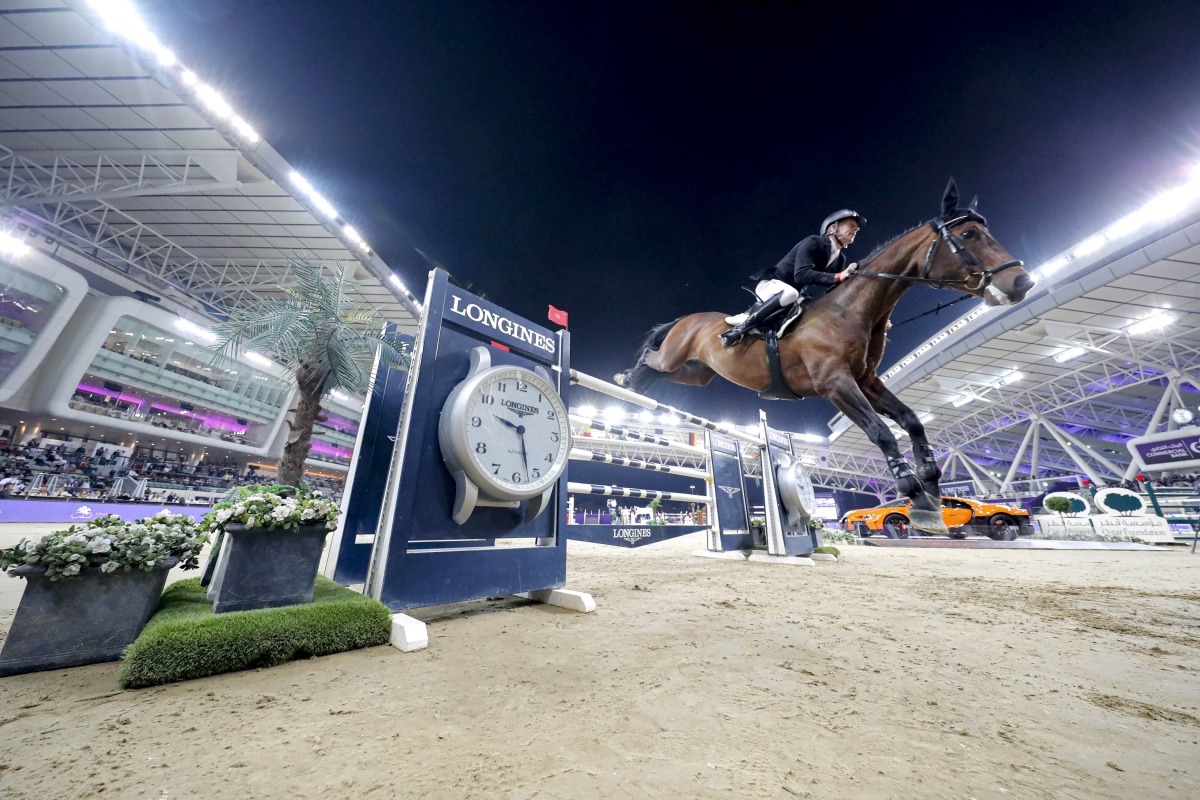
[719,328,745,348]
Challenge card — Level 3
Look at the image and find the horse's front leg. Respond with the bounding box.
[817,375,949,535]
[861,377,945,525]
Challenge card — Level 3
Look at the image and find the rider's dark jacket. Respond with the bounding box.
[751,234,847,297]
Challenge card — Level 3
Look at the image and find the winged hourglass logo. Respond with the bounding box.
[718,486,741,499]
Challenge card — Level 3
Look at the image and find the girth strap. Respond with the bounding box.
[758,331,799,401]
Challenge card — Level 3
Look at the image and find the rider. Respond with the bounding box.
[719,209,866,348]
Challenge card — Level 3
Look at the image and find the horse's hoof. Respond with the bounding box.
[613,372,627,387]
[908,508,949,536]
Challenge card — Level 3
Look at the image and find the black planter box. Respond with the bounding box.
[0,558,177,677]
[206,523,329,614]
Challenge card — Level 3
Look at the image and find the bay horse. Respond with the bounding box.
[614,180,1034,534]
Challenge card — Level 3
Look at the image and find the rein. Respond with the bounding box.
[855,214,1023,291]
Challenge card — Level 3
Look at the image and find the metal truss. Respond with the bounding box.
[6,195,377,317]
[0,146,240,208]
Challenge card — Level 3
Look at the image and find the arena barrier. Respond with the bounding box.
[567,369,822,561]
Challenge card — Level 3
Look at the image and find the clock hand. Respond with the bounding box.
[492,414,519,431]
[518,430,530,479]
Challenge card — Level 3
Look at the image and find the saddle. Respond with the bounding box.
[724,302,804,344]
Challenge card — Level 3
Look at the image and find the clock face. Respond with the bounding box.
[460,367,570,496]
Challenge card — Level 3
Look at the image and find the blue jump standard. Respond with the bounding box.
[863,538,1166,550]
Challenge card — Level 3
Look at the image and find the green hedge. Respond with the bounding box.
[119,576,392,689]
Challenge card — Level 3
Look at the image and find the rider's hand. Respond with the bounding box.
[837,263,858,282]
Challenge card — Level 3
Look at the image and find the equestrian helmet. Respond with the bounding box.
[821,209,867,235]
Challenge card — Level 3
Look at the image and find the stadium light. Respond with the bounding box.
[1054,346,1086,363]
[174,318,217,343]
[0,231,30,258]
[792,432,826,444]
[577,405,597,420]
[637,410,655,423]
[951,394,975,408]
[244,352,272,368]
[600,407,628,424]
[997,371,1024,387]
[1126,311,1174,336]
[289,172,338,219]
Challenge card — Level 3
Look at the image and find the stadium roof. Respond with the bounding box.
[0,0,421,334]
[817,170,1200,494]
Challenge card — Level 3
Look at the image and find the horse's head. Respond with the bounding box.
[922,179,1034,306]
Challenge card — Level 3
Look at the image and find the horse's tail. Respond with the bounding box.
[613,315,686,390]
[638,315,686,360]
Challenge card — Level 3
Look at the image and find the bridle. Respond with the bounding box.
[856,213,1024,291]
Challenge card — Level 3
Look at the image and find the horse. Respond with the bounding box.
[613,180,1034,534]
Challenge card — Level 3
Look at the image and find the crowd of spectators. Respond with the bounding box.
[0,441,345,504]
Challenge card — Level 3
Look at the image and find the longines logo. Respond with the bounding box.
[449,296,556,354]
[614,528,652,542]
[718,486,741,499]
[501,399,539,418]
[71,505,96,520]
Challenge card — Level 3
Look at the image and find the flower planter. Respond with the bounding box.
[0,558,177,677]
[206,523,329,614]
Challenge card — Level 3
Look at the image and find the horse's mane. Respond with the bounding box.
[856,220,930,269]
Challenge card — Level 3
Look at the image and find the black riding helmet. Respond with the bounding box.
[821,209,867,235]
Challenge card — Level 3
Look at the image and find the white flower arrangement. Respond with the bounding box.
[0,511,209,582]
[200,485,340,534]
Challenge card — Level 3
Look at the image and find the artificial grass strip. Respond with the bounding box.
[118,576,391,689]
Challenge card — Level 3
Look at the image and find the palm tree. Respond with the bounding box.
[210,259,411,487]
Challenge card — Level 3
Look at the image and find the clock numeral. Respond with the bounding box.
[475,442,487,454]
[498,382,507,393]
[550,431,559,443]
[544,454,553,463]
[511,472,523,483]
[546,410,556,420]
[532,468,541,479]
[516,380,528,392]
[491,463,501,475]
[481,394,495,405]
[538,392,543,402]
[470,416,482,427]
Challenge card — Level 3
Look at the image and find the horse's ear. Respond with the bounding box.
[942,178,959,217]
[968,195,979,211]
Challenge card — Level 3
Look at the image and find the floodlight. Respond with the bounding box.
[793,432,825,444]
[1054,346,1086,363]
[951,395,974,408]
[1125,311,1174,336]
[998,371,1024,386]
[194,84,232,119]
[576,405,597,420]
[1071,234,1107,259]
[244,352,272,368]
[0,231,30,257]
[174,318,217,343]
[602,407,625,424]
[637,410,654,423]
[917,412,935,424]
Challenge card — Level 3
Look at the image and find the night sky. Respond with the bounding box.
[152,0,1200,436]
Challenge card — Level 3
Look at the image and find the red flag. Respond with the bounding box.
[548,304,569,329]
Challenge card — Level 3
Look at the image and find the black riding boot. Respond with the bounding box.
[720,294,786,348]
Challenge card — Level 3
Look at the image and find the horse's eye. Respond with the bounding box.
[961,229,976,239]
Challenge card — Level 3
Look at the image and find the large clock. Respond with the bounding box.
[775,454,815,526]
[438,346,571,525]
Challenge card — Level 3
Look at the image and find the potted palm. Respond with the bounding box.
[200,259,409,610]
[0,511,206,676]
[200,484,341,613]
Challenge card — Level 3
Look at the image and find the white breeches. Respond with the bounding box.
[755,279,799,305]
